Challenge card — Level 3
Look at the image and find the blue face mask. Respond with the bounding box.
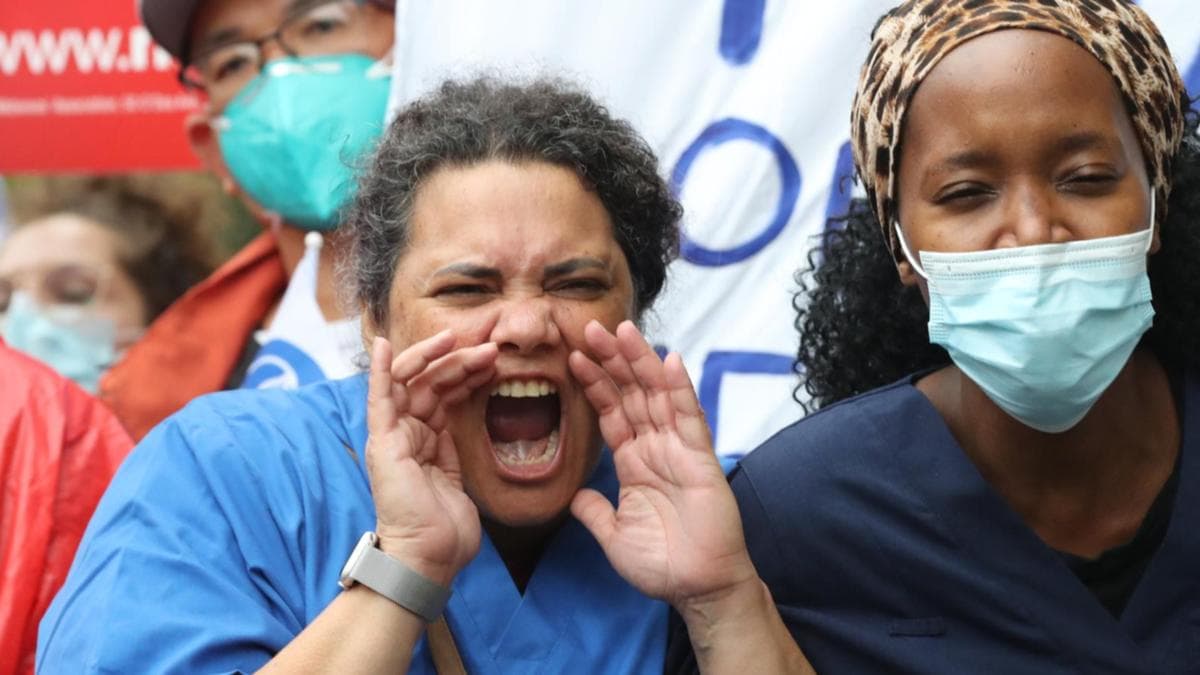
[896,198,1156,433]
[2,292,117,393]
[215,53,392,231]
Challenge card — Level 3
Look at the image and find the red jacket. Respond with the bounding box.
[0,341,133,675]
[98,233,287,441]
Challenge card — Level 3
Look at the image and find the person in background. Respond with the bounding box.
[105,0,395,440]
[0,177,207,674]
[0,177,215,393]
[736,0,1200,672]
[0,340,132,675]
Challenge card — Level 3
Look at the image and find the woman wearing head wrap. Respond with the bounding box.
[728,1,1200,672]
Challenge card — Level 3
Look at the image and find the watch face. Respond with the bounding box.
[338,532,377,589]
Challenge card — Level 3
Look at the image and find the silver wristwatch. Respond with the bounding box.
[338,532,452,622]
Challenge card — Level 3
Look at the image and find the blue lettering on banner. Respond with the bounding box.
[672,118,802,266]
[698,350,795,445]
[661,4,804,454]
[241,339,326,390]
[720,0,765,66]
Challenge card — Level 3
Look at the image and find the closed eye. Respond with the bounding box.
[550,278,609,298]
[435,283,491,297]
[934,182,992,206]
[1061,171,1118,195]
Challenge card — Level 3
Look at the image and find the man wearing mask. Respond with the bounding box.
[102,0,395,440]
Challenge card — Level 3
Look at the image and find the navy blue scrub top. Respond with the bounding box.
[732,370,1200,674]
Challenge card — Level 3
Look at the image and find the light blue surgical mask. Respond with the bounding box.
[1,291,117,393]
[895,197,1156,433]
[214,53,392,231]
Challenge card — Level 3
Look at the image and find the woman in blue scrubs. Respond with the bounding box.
[38,77,810,673]
[733,1,1200,672]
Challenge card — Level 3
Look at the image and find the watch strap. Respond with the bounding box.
[346,539,452,622]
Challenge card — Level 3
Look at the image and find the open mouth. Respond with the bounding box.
[485,378,563,476]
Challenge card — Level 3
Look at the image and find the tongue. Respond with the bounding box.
[486,395,559,442]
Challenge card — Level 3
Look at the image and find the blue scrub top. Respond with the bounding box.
[733,369,1200,674]
[38,375,667,674]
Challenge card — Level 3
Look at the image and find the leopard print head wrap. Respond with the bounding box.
[850,0,1188,258]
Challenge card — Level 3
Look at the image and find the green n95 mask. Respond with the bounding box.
[215,53,391,231]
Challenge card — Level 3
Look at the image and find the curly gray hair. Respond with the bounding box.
[342,75,682,330]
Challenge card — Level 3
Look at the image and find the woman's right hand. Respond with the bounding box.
[364,331,498,586]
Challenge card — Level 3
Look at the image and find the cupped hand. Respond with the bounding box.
[365,331,497,586]
[567,320,758,610]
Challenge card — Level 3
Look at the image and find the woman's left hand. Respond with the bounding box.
[568,320,758,608]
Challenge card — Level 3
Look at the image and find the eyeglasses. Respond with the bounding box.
[0,263,108,314]
[179,0,375,105]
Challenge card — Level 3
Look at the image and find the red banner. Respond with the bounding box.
[0,2,202,173]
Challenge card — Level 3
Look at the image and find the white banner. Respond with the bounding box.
[390,0,1200,459]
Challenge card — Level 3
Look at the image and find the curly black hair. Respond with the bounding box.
[342,75,682,330]
[794,110,1200,412]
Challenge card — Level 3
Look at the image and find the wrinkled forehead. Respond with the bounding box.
[402,160,623,271]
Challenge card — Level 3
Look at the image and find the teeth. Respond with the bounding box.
[490,378,558,398]
[495,429,560,466]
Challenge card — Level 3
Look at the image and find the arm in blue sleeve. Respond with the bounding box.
[38,400,309,674]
